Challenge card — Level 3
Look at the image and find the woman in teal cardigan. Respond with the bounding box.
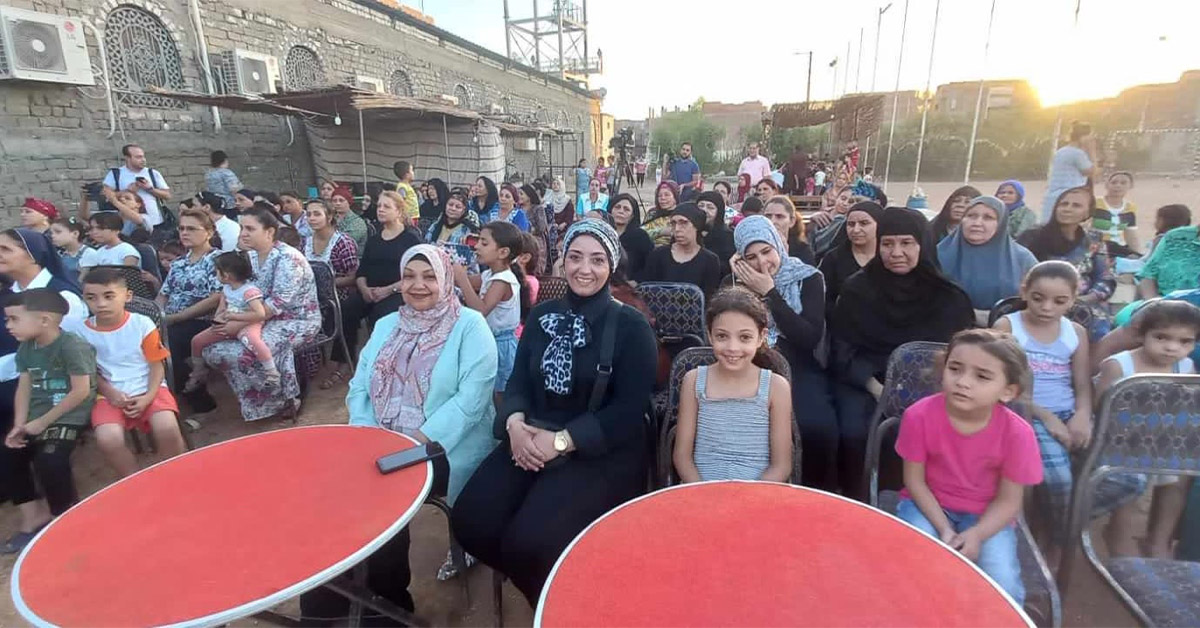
[302,244,497,624]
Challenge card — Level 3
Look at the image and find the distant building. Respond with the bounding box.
[701,101,767,161]
[1110,71,1200,129]
[933,80,1040,115]
[590,98,614,161]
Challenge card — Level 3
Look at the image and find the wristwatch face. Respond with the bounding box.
[554,431,568,452]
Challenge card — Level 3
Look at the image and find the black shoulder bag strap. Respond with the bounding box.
[587,300,622,413]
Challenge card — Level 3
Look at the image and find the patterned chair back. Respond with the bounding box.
[535,276,569,305]
[877,341,947,423]
[125,296,164,328]
[308,261,340,338]
[417,217,437,239]
[987,297,1113,342]
[92,264,155,300]
[635,282,707,344]
[133,243,162,282]
[1085,374,1200,479]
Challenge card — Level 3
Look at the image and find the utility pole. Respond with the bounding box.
[964,0,998,183]
[855,27,864,94]
[882,0,908,194]
[871,3,892,92]
[794,51,814,103]
[843,41,851,96]
[913,0,941,190]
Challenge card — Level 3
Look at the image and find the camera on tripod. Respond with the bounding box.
[609,127,635,151]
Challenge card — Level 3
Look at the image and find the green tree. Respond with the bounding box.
[650,107,725,174]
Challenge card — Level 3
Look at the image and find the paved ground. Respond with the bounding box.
[3,175,1198,626]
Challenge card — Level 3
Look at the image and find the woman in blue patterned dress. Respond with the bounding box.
[200,208,320,421]
[157,209,221,414]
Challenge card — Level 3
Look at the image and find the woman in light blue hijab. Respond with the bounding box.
[937,196,1037,312]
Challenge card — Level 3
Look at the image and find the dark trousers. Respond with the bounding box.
[339,292,404,363]
[636,172,645,186]
[0,380,79,514]
[452,442,646,606]
[835,382,874,500]
[167,317,218,413]
[792,365,839,493]
[298,528,414,625]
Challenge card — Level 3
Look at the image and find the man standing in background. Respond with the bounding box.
[738,142,772,187]
[666,142,701,191]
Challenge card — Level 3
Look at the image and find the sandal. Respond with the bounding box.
[319,369,347,390]
[2,522,49,555]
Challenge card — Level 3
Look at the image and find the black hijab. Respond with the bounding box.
[929,185,981,243]
[420,178,450,221]
[698,190,735,275]
[834,207,973,354]
[469,176,499,215]
[1018,186,1094,260]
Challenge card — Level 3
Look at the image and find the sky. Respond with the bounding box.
[411,0,1200,119]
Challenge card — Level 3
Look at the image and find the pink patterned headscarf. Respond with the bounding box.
[369,244,461,433]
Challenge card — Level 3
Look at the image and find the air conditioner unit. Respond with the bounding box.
[436,94,459,106]
[355,75,385,93]
[487,103,504,115]
[214,49,279,95]
[513,137,537,151]
[0,6,94,85]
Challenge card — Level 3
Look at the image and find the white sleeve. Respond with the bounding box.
[61,292,88,329]
[102,169,117,188]
[153,168,170,190]
[79,248,98,268]
[120,242,142,263]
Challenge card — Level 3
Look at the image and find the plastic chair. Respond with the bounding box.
[634,282,707,346]
[124,297,194,451]
[89,264,155,300]
[297,261,354,375]
[987,297,1113,343]
[864,379,1061,627]
[534,276,568,305]
[656,346,791,488]
[988,296,1026,328]
[1058,375,1200,627]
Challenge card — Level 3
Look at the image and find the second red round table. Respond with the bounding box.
[536,481,1031,627]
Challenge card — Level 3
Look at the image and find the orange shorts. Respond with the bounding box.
[91,387,179,433]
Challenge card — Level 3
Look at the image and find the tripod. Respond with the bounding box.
[608,143,644,210]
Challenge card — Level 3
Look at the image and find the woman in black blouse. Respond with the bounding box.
[639,202,722,298]
[452,219,657,605]
[697,190,735,277]
[607,193,653,281]
[337,196,422,377]
[730,215,838,491]
[818,201,883,313]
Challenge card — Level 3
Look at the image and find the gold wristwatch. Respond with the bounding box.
[553,430,570,453]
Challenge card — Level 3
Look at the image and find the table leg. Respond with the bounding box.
[325,571,429,628]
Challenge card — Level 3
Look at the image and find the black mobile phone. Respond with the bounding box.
[376,442,445,475]
[136,176,147,183]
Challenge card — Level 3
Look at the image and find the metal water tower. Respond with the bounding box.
[503,0,601,84]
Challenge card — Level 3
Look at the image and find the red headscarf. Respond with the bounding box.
[331,186,354,203]
[23,198,59,220]
[737,173,752,203]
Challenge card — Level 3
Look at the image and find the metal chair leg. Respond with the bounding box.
[492,569,505,628]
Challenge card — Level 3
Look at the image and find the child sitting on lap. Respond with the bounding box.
[75,268,187,477]
[186,251,279,389]
[896,329,1042,605]
[2,289,96,553]
[673,287,793,483]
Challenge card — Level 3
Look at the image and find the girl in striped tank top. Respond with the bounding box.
[673,288,793,483]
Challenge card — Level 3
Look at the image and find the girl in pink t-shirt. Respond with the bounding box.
[895,329,1043,606]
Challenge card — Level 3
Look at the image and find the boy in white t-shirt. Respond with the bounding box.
[79,212,141,274]
[75,268,186,477]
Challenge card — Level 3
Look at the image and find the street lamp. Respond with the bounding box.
[792,51,814,104]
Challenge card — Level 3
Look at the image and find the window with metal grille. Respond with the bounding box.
[389,69,413,97]
[103,5,186,109]
[284,45,324,90]
[453,83,470,109]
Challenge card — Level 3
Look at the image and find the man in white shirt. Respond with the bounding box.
[737,142,772,187]
[101,144,171,228]
[197,192,240,252]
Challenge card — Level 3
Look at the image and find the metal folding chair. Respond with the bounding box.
[297,261,354,374]
[1058,374,1200,627]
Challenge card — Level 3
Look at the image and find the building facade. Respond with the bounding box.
[701,100,766,161]
[0,0,592,220]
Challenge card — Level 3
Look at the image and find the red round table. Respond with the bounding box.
[11,425,432,627]
[535,481,1032,627]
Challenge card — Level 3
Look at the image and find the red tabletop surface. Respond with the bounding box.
[13,425,431,628]
[536,481,1030,628]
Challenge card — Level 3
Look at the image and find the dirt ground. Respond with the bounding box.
[3,175,1198,626]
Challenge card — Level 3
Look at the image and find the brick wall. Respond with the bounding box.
[0,0,592,223]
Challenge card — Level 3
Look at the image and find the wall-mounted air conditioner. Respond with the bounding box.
[355,75,384,93]
[513,137,537,151]
[488,103,504,115]
[0,6,94,85]
[214,49,279,95]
